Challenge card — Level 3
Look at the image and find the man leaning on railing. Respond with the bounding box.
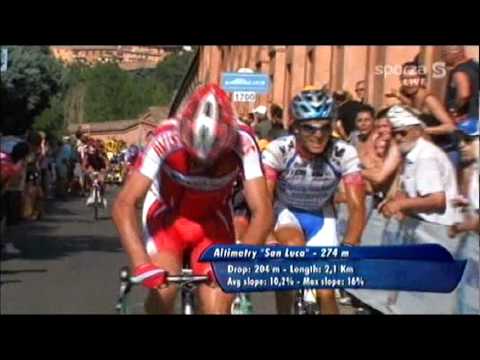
[377,105,462,227]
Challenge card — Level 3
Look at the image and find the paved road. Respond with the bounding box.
[1,187,357,315]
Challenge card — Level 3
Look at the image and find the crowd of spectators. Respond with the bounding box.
[238,45,479,238]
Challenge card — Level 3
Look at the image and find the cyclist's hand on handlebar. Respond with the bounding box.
[131,263,168,289]
[204,269,218,288]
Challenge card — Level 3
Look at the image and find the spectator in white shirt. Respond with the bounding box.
[379,106,461,226]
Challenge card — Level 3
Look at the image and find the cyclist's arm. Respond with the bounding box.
[238,131,274,245]
[112,170,152,269]
[342,173,367,246]
[242,176,273,245]
[266,177,276,203]
[264,178,279,244]
[262,138,284,202]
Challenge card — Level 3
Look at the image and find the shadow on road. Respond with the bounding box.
[0,183,124,264]
[0,279,22,286]
[97,216,112,221]
[11,233,122,261]
[44,201,79,217]
[40,218,95,225]
[1,269,47,275]
[1,193,122,262]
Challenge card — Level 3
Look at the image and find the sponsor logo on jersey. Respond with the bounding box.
[162,164,239,192]
[151,132,182,157]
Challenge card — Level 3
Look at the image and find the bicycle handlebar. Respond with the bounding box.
[116,267,211,314]
[120,267,211,287]
[127,274,210,286]
[164,275,210,284]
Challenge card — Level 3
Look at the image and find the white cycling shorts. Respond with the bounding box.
[274,203,338,247]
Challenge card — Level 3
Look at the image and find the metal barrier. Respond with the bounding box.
[336,197,479,314]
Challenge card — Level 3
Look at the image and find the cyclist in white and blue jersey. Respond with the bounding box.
[262,88,367,314]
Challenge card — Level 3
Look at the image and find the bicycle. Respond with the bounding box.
[86,172,104,220]
[231,293,254,315]
[294,289,321,315]
[115,265,210,315]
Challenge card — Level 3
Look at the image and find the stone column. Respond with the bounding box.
[291,46,307,98]
[255,46,270,108]
[312,46,332,89]
[210,46,222,85]
[330,46,345,91]
[272,46,286,108]
[365,46,387,109]
[342,46,368,96]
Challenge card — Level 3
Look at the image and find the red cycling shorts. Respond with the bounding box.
[144,199,235,276]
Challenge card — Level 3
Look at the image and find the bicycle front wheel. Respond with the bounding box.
[182,290,195,315]
[93,189,98,220]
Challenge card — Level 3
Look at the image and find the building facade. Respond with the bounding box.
[50,46,183,70]
[169,46,479,128]
[68,106,169,146]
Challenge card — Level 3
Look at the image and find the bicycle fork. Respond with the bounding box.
[182,286,195,315]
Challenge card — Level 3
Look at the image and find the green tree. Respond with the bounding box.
[151,51,195,95]
[1,46,65,135]
[80,62,171,122]
[33,94,65,137]
[23,49,195,135]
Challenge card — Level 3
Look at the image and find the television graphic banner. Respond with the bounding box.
[200,244,466,294]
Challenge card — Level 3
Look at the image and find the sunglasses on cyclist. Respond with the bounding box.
[299,123,332,135]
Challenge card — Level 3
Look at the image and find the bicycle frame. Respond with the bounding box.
[294,289,321,315]
[88,172,103,220]
[92,180,100,220]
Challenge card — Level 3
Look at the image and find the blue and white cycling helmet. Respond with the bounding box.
[290,88,336,122]
[457,118,479,137]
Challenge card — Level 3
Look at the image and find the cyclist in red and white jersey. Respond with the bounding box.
[84,141,108,207]
[112,84,272,314]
